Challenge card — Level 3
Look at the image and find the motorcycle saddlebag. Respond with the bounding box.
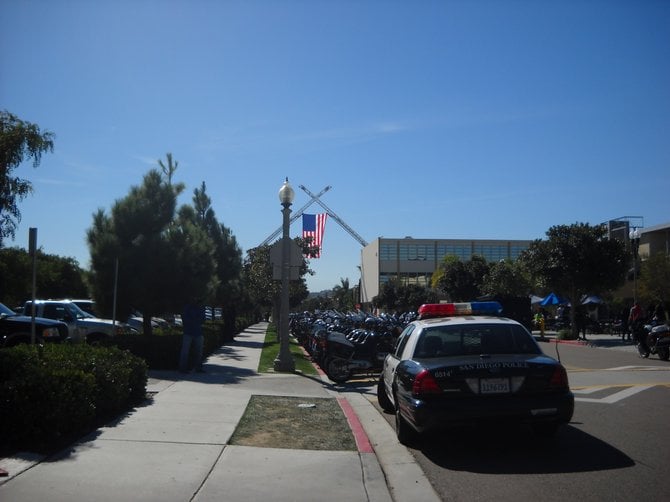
[653,324,670,347]
[326,331,356,359]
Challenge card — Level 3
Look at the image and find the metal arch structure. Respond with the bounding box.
[298,185,368,247]
[259,185,332,246]
[259,184,368,248]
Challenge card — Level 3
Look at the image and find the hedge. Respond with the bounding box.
[0,343,147,452]
[112,317,253,370]
[0,316,253,452]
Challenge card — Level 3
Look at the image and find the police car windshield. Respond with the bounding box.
[414,324,541,358]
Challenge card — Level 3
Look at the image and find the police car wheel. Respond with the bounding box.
[377,377,394,412]
[395,403,418,445]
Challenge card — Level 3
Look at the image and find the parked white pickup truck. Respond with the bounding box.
[23,299,131,343]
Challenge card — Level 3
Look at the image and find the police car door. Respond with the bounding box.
[383,324,415,394]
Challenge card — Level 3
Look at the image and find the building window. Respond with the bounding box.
[439,244,471,261]
[379,272,432,288]
[380,273,393,284]
[473,245,508,262]
[399,244,433,261]
[380,243,397,260]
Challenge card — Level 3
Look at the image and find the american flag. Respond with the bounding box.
[302,213,328,258]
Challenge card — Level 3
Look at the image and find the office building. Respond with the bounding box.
[360,237,532,304]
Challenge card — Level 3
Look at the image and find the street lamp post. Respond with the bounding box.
[274,178,296,372]
[629,227,641,303]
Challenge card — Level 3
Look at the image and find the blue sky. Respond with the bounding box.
[3,0,669,293]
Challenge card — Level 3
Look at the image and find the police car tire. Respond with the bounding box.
[377,377,394,412]
[395,405,417,445]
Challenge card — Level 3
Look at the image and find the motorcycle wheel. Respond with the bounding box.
[377,377,394,412]
[325,357,352,383]
[658,346,670,361]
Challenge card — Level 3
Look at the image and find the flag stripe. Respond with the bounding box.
[302,213,327,258]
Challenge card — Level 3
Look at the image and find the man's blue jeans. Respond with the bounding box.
[179,334,203,372]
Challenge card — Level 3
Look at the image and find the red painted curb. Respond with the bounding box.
[552,339,588,346]
[298,344,327,377]
[299,342,374,453]
[538,338,588,346]
[337,397,374,454]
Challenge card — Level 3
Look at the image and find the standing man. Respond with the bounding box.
[575,306,587,341]
[179,302,207,373]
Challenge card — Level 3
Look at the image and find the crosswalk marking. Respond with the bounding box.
[567,365,670,373]
[604,365,670,371]
[572,387,602,395]
[575,384,655,404]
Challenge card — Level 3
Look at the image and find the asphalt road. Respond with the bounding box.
[360,341,670,502]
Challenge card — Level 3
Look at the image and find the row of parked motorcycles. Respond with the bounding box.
[290,310,414,383]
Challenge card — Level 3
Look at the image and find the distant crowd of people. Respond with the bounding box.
[532,300,668,342]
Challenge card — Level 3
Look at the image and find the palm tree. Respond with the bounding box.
[332,278,353,311]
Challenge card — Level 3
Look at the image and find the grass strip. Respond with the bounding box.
[258,323,318,375]
[229,395,357,451]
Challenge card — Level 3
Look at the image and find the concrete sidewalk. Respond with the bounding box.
[0,322,440,502]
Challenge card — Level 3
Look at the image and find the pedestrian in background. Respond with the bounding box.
[179,302,207,373]
[533,311,546,340]
[629,301,645,348]
[620,309,629,341]
[575,306,587,340]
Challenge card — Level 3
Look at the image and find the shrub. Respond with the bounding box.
[112,317,253,370]
[0,343,147,452]
[113,333,182,370]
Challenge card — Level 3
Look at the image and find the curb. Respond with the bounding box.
[549,339,588,346]
[299,342,441,501]
[337,397,374,454]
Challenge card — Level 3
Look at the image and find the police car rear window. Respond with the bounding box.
[414,324,540,358]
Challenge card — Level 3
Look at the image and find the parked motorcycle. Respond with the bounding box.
[292,309,409,383]
[321,327,397,383]
[637,323,670,360]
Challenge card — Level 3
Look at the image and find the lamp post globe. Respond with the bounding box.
[629,227,640,245]
[278,177,295,206]
[274,177,296,372]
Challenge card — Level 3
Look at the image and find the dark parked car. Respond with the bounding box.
[0,302,69,347]
[378,301,574,445]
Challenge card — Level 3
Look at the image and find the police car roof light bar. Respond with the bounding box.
[417,301,503,319]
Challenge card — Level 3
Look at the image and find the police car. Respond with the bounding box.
[377,302,574,445]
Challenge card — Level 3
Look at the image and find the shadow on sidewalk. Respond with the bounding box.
[149,365,258,385]
[214,340,264,360]
[238,325,268,334]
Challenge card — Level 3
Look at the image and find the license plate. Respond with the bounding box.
[480,378,510,394]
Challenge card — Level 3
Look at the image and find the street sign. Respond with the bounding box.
[270,238,303,280]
